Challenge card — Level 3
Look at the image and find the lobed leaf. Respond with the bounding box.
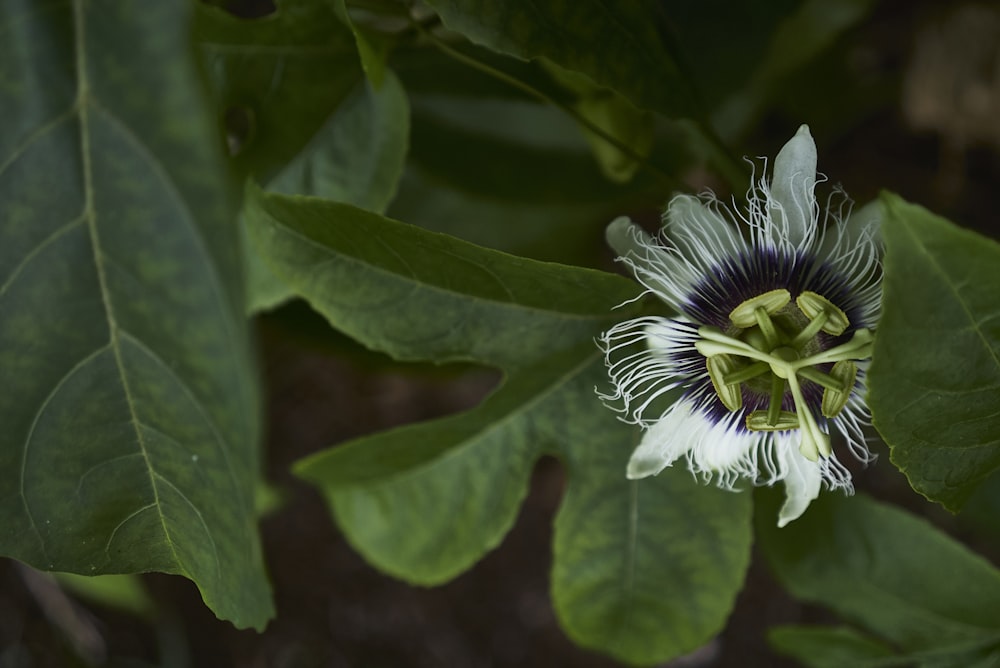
[258,182,755,663]
[869,194,1000,510]
[296,345,593,583]
[0,0,271,628]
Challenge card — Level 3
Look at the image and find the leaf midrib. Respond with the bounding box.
[71,0,183,573]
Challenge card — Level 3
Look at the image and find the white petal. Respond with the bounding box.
[605,217,692,311]
[841,198,884,248]
[663,194,744,264]
[606,216,654,259]
[605,216,679,284]
[769,124,818,250]
[818,198,883,260]
[776,443,822,527]
[626,400,698,479]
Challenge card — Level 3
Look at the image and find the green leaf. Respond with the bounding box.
[258,184,753,663]
[243,185,640,368]
[296,345,590,583]
[0,0,271,629]
[869,194,1000,511]
[769,626,897,668]
[422,0,700,117]
[329,0,392,87]
[770,625,1000,668]
[757,491,1000,653]
[297,348,753,665]
[195,0,361,179]
[269,71,409,210]
[247,70,410,312]
[551,412,753,664]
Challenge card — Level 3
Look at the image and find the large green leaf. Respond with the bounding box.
[251,188,753,663]
[551,400,752,664]
[0,0,270,628]
[869,194,1000,511]
[195,0,361,179]
[296,345,591,583]
[243,185,639,368]
[757,491,1000,658]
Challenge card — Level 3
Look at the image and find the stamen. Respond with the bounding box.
[821,360,858,418]
[791,311,829,348]
[795,329,873,368]
[795,291,849,336]
[754,307,780,349]
[729,289,791,328]
[797,366,843,392]
[785,372,831,461]
[723,361,769,385]
[767,375,785,426]
[695,328,775,365]
[746,410,799,431]
[706,354,743,411]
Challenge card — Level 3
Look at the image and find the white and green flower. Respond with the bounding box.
[599,125,882,527]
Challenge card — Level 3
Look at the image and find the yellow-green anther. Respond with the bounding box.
[706,354,743,411]
[821,360,858,418]
[768,375,785,425]
[723,361,770,385]
[795,291,850,336]
[797,366,844,393]
[729,289,791,328]
[746,410,799,431]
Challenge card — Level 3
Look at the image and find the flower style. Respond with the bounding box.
[598,125,882,527]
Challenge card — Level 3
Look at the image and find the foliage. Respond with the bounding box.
[3,0,1000,664]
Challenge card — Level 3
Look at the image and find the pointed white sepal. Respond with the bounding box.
[769,124,817,250]
[776,443,822,527]
[626,400,695,479]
